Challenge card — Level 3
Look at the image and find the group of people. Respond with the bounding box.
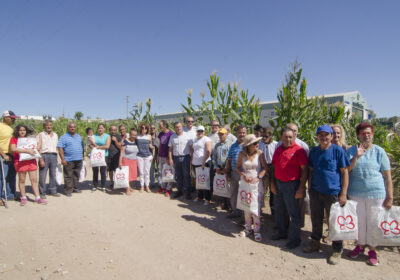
[0,110,394,266]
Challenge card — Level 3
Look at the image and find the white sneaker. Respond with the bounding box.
[203,200,209,206]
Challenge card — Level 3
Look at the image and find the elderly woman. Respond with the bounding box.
[90,123,111,191]
[119,128,139,195]
[191,125,213,205]
[347,122,393,266]
[236,134,267,242]
[330,124,349,151]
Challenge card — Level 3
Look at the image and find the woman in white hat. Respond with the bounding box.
[191,125,213,205]
[236,134,267,241]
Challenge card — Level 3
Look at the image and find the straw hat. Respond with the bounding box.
[243,134,262,147]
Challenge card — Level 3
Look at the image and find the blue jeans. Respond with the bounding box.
[274,179,301,243]
[173,155,191,194]
[0,157,16,200]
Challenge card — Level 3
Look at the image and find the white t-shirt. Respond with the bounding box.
[208,132,219,148]
[168,132,192,156]
[191,136,212,166]
[259,140,278,164]
[183,126,197,141]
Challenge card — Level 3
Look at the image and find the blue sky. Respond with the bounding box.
[0,0,399,119]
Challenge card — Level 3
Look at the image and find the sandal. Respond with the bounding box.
[239,229,253,238]
[254,232,262,242]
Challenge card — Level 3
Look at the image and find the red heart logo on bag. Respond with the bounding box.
[337,215,355,230]
[380,220,400,236]
[22,144,36,150]
[116,173,125,181]
[93,152,102,160]
[197,174,206,183]
[240,190,252,205]
[164,169,173,177]
[216,179,226,189]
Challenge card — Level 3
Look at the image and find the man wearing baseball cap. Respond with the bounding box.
[0,110,19,202]
[303,125,350,265]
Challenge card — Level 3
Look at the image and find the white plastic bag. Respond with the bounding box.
[195,167,210,190]
[213,173,230,198]
[370,206,400,246]
[162,164,175,183]
[79,161,86,182]
[55,163,63,185]
[17,137,41,161]
[328,200,358,241]
[304,192,311,215]
[90,148,106,167]
[236,179,259,215]
[113,166,130,189]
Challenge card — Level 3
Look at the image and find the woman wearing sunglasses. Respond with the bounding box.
[136,123,154,193]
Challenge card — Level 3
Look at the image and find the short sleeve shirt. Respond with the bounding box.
[347,145,390,199]
[94,133,110,157]
[57,133,83,162]
[108,134,122,157]
[192,136,212,166]
[308,144,350,195]
[158,130,174,158]
[0,123,13,154]
[168,132,191,156]
[227,141,243,170]
[122,139,139,160]
[272,143,308,182]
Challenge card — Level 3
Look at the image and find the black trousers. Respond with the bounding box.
[63,160,82,194]
[93,166,107,187]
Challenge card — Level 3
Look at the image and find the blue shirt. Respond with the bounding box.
[309,144,350,195]
[136,134,152,157]
[347,145,390,199]
[227,141,243,170]
[94,133,110,157]
[57,133,83,162]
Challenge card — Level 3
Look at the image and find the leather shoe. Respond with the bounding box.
[73,189,82,193]
[172,192,183,199]
[270,234,288,241]
[65,193,72,197]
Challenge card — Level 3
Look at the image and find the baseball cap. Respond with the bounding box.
[316,125,333,134]
[218,128,228,134]
[196,125,205,131]
[2,110,19,119]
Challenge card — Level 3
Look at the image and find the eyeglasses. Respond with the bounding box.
[212,125,219,127]
[141,126,147,129]
[186,120,194,123]
[263,135,270,138]
[197,130,204,133]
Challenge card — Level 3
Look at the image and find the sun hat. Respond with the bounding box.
[196,125,205,131]
[243,134,262,147]
[218,128,228,134]
[316,125,333,135]
[2,110,19,119]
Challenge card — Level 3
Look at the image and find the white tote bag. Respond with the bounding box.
[17,137,41,161]
[195,167,210,190]
[328,200,358,241]
[55,163,64,185]
[113,166,130,189]
[162,164,175,183]
[370,206,400,246]
[79,161,87,182]
[90,148,106,167]
[213,173,230,198]
[236,179,259,215]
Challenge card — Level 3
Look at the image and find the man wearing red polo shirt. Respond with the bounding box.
[270,126,308,249]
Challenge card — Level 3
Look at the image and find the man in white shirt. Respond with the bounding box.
[208,120,220,148]
[183,116,197,140]
[168,122,192,200]
[37,120,60,198]
[258,126,278,217]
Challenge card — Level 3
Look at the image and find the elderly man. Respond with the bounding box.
[183,116,197,140]
[287,123,309,155]
[208,120,220,147]
[57,122,84,197]
[224,125,247,218]
[303,125,350,265]
[0,110,18,202]
[270,127,308,249]
[119,125,127,141]
[258,126,278,217]
[37,120,60,198]
[168,122,192,200]
[212,127,233,209]
[108,125,122,189]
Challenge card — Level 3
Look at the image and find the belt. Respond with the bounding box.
[173,154,189,157]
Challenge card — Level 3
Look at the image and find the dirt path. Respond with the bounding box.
[0,160,399,280]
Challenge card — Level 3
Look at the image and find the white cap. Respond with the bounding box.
[196,125,205,131]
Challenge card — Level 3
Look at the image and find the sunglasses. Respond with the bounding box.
[186,120,194,123]
[197,130,204,133]
[252,142,259,146]
[141,126,147,129]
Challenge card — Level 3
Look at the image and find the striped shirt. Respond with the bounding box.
[57,133,83,162]
[37,131,58,154]
[227,141,243,170]
[136,134,152,157]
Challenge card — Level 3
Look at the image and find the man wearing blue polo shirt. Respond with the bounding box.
[303,125,350,265]
[57,122,84,197]
[224,125,247,218]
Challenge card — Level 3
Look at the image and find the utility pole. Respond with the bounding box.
[126,96,129,119]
